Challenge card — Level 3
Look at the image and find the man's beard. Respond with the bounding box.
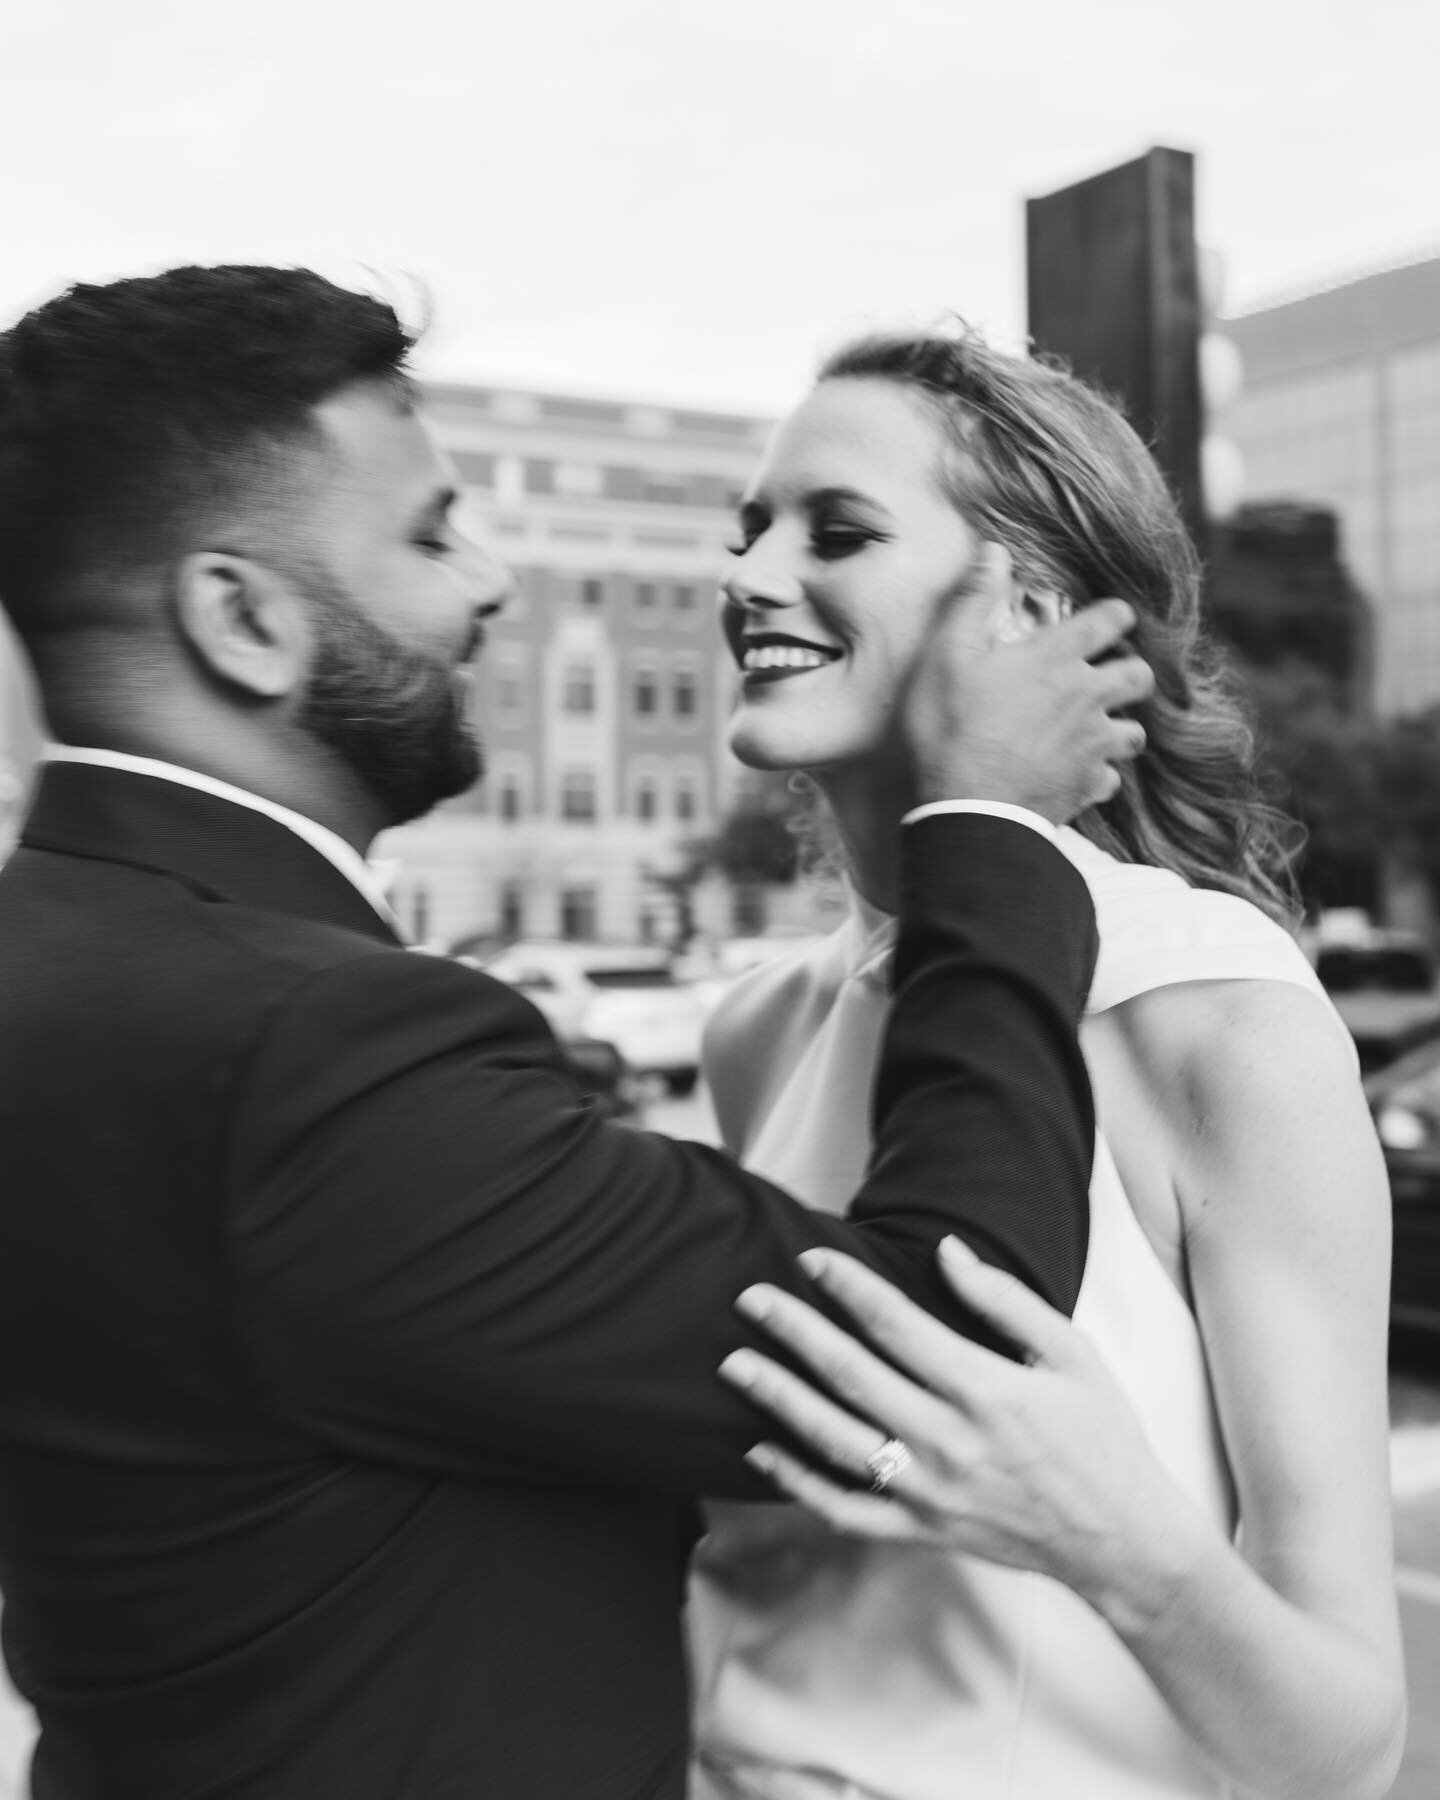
[297,585,483,826]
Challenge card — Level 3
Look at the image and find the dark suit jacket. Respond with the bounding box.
[0,764,1096,1799]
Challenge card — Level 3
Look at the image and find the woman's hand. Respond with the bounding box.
[719,1238,1195,1613]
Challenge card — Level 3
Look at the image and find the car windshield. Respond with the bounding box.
[583,967,677,990]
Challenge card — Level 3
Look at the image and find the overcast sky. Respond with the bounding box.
[3,0,1435,413]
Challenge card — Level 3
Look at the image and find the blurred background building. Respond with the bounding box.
[1220,251,1440,717]
[381,380,775,946]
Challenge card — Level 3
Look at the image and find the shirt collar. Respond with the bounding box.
[42,745,400,930]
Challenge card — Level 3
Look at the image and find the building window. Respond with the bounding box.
[555,461,603,499]
[672,583,697,619]
[635,581,658,613]
[523,458,556,495]
[633,772,659,821]
[674,772,699,823]
[453,450,496,487]
[580,578,605,608]
[560,885,598,940]
[641,475,688,505]
[632,662,659,720]
[560,769,598,822]
[494,649,530,724]
[672,665,698,721]
[561,659,596,715]
[499,881,525,939]
[492,754,532,822]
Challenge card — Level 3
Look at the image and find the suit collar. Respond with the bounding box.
[20,762,404,948]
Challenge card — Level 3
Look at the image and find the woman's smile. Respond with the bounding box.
[736,630,845,687]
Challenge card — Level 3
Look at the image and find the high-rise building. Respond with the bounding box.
[0,379,776,945]
[1220,252,1440,716]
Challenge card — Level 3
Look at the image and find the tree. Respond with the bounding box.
[688,771,805,889]
[1245,661,1386,913]
[1375,708,1440,898]
[1207,501,1371,704]
[1207,500,1393,915]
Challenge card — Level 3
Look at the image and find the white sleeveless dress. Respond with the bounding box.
[687,829,1353,1800]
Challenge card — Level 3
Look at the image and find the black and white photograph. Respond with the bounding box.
[0,2,1437,1794]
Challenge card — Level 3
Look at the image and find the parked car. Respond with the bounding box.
[673,929,831,1011]
[481,941,707,1095]
[451,953,644,1119]
[1366,1036,1440,1334]
[1311,923,1440,1074]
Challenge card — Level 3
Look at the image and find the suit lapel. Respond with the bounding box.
[20,763,403,948]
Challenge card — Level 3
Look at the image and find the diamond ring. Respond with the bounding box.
[865,1436,913,1493]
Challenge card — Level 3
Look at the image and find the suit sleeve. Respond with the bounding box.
[225,813,1096,1497]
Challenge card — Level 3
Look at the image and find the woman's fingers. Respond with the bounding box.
[791,1248,1013,1403]
[936,1237,1082,1369]
[744,1443,928,1543]
[718,1330,930,1492]
[733,1279,957,1437]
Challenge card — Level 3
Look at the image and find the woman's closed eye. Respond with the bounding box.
[810,527,878,560]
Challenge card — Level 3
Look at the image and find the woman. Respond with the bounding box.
[686,330,1405,1800]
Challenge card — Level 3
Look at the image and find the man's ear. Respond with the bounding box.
[174,553,308,699]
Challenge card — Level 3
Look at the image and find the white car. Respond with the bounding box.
[482,941,706,1095]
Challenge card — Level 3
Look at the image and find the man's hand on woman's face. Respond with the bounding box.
[903,543,1155,824]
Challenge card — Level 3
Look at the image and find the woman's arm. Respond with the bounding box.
[1124,978,1404,1798]
[721,979,1405,1800]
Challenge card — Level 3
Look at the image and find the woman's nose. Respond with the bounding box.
[721,538,803,612]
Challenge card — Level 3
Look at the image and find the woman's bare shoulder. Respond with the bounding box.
[1108,975,1354,1099]
[1106,977,1381,1243]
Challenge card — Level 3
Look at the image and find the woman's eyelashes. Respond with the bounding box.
[810,526,876,560]
[724,510,880,561]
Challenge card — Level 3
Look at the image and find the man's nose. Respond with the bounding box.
[476,569,516,620]
[459,540,516,617]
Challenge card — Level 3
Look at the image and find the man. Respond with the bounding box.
[0,266,1149,1799]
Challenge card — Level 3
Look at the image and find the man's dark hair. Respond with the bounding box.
[0,265,416,639]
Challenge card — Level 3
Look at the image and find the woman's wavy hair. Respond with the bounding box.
[817,326,1300,926]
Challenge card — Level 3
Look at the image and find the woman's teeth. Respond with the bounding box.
[743,644,834,672]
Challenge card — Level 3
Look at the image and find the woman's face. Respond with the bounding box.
[720,377,984,776]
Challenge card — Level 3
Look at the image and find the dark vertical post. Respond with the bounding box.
[1025,147,1205,551]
